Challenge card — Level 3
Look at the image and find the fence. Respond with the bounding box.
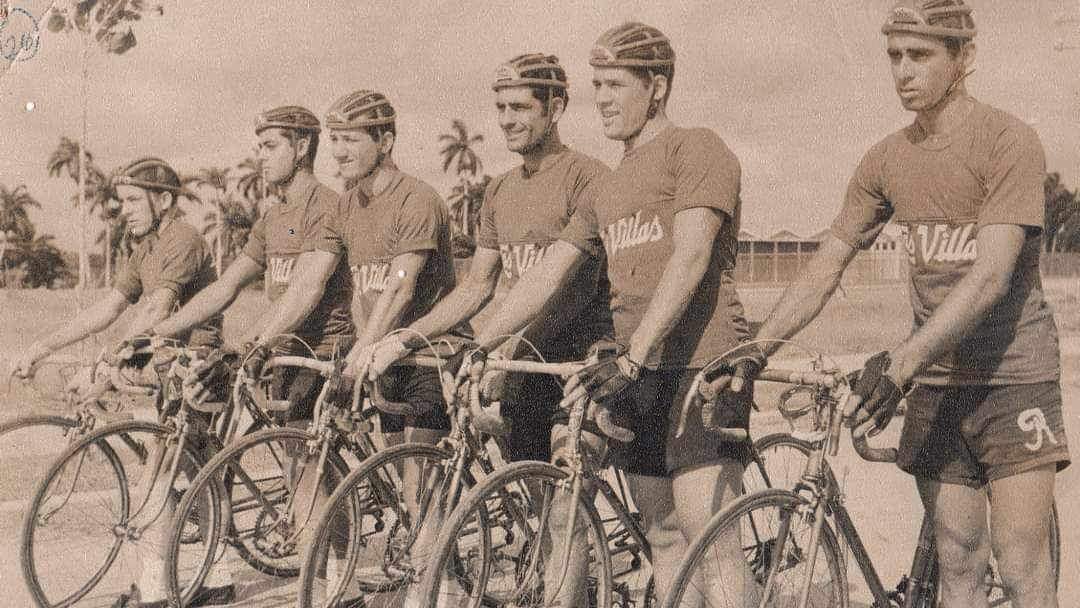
[735,244,906,286]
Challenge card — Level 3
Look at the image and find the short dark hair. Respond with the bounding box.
[282,129,319,169]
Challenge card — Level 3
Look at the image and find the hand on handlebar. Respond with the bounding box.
[182,347,236,405]
[698,342,767,399]
[843,351,909,438]
[559,350,640,411]
[366,336,411,379]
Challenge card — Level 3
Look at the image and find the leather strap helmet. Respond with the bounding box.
[254,105,321,135]
[325,90,396,130]
[589,22,675,68]
[882,0,977,41]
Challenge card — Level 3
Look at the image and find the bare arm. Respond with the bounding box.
[627,207,726,364]
[474,241,585,350]
[152,254,264,339]
[755,234,859,356]
[127,287,179,338]
[23,289,130,365]
[355,251,430,347]
[400,247,502,347]
[247,249,340,345]
[888,224,1025,384]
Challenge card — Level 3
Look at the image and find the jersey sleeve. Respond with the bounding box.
[978,121,1046,231]
[316,189,350,256]
[830,141,894,249]
[391,189,444,255]
[145,229,212,298]
[303,187,341,252]
[558,193,603,258]
[476,179,501,251]
[113,247,145,304]
[242,216,268,266]
[671,129,741,218]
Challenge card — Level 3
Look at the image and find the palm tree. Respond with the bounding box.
[446,175,490,240]
[48,137,117,285]
[46,0,166,290]
[0,183,41,288]
[183,166,232,197]
[439,119,484,179]
[14,234,71,289]
[236,156,265,203]
[201,196,256,275]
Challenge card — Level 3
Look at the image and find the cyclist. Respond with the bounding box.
[450,23,756,605]
[152,105,353,406]
[365,53,613,605]
[12,157,233,608]
[273,89,463,605]
[14,157,220,377]
[146,106,354,606]
[720,2,1070,606]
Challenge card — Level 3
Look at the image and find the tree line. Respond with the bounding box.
[4,126,1076,289]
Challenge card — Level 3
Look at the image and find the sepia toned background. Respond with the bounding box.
[2,1,1080,606]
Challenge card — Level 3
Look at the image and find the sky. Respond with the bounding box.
[1,0,1079,250]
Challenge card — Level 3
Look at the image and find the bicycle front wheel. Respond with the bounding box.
[20,420,208,608]
[662,488,848,608]
[164,425,352,605]
[297,441,456,608]
[417,460,612,608]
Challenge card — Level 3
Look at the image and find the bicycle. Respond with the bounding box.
[293,353,609,608]
[18,343,286,608]
[660,366,1061,608]
[414,355,827,608]
[161,351,382,606]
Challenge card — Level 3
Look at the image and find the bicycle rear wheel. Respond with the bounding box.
[164,425,353,605]
[297,442,457,608]
[662,488,848,608]
[21,420,211,608]
[418,460,612,608]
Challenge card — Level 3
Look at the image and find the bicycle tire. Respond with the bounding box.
[20,420,211,608]
[417,460,613,608]
[296,441,457,608]
[662,488,848,608]
[164,425,353,604]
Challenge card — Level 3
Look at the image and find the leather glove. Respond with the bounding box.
[182,348,236,404]
[574,352,641,406]
[700,341,767,398]
[848,351,908,437]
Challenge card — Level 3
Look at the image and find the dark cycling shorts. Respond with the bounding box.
[607,367,752,478]
[270,365,326,424]
[377,364,450,433]
[898,382,1071,488]
[501,371,564,463]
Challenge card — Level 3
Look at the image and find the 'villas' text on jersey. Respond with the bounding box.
[831,100,1059,385]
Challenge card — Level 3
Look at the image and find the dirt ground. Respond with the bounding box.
[1,280,1078,606]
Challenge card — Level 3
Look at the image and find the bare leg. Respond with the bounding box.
[671,460,750,608]
[625,473,686,605]
[987,464,1058,608]
[916,477,991,608]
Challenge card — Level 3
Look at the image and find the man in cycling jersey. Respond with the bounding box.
[153,105,353,415]
[364,53,613,606]
[451,23,757,605]
[12,157,236,608]
[726,2,1069,606]
[269,89,461,606]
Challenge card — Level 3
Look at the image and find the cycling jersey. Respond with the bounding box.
[478,146,614,358]
[316,172,464,333]
[243,173,354,356]
[559,126,751,368]
[115,217,221,346]
[831,100,1059,385]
